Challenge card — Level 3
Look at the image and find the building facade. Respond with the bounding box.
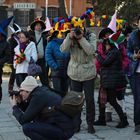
[0,0,93,29]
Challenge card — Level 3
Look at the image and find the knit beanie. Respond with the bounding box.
[20,76,38,92]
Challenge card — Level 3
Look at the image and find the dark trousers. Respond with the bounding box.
[37,58,49,86]
[8,65,15,91]
[0,68,3,101]
[129,73,140,125]
[71,78,95,127]
[22,122,69,140]
[98,88,125,121]
[52,77,69,97]
[16,73,28,88]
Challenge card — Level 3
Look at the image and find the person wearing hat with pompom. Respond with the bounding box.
[95,31,129,128]
[60,24,97,133]
[29,17,49,87]
[10,76,74,140]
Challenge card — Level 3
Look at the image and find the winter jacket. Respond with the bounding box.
[45,38,70,78]
[8,36,18,64]
[96,42,129,74]
[97,47,127,89]
[60,33,97,81]
[127,29,140,75]
[12,86,74,132]
[0,40,10,68]
[14,41,38,74]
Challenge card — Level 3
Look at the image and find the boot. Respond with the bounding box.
[105,112,112,122]
[74,126,80,133]
[94,117,106,126]
[87,125,95,134]
[116,116,129,128]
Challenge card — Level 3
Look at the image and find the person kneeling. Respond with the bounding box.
[10,76,74,140]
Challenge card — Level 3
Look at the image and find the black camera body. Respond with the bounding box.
[74,26,82,36]
[134,46,140,54]
[9,90,20,97]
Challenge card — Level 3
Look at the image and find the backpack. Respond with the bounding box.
[40,90,85,119]
[59,91,85,118]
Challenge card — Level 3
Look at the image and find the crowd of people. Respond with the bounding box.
[0,13,139,140]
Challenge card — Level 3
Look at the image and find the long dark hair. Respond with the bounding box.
[48,31,59,42]
[102,38,116,51]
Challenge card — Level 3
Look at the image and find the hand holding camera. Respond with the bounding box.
[134,47,140,59]
[9,90,22,105]
[70,26,83,40]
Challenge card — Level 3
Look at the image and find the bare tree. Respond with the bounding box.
[58,0,67,18]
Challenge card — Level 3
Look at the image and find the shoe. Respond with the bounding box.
[105,112,112,122]
[94,119,106,126]
[87,125,95,134]
[74,126,80,133]
[135,125,140,132]
[116,120,129,128]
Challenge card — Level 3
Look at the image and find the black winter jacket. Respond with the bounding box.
[97,47,127,89]
[0,40,10,67]
[12,86,74,131]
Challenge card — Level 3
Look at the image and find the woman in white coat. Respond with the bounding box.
[14,31,37,88]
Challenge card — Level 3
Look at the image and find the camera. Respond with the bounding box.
[74,26,82,36]
[134,46,140,54]
[9,90,20,97]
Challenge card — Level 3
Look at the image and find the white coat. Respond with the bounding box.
[14,41,38,74]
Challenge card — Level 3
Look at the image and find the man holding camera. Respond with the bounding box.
[10,76,74,140]
[60,26,97,133]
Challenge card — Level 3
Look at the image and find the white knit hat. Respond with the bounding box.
[20,76,38,92]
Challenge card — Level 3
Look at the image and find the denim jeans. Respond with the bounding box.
[52,77,69,97]
[129,73,140,125]
[37,58,49,87]
[22,122,72,140]
[8,65,15,91]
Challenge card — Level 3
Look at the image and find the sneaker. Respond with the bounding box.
[87,125,95,134]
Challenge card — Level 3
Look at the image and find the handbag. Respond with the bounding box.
[28,57,42,76]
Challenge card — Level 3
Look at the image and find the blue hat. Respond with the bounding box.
[0,16,13,37]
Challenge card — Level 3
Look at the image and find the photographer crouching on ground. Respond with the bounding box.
[9,76,74,140]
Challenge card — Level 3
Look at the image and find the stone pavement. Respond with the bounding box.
[0,77,140,140]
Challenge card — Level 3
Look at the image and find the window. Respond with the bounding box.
[48,7,58,24]
[14,10,30,28]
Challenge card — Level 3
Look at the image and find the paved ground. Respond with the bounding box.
[0,77,140,140]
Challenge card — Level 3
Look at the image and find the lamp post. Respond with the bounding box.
[70,0,72,16]
[45,0,48,17]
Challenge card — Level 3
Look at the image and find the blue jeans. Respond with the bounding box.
[23,122,72,140]
[52,77,69,97]
[130,73,140,125]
